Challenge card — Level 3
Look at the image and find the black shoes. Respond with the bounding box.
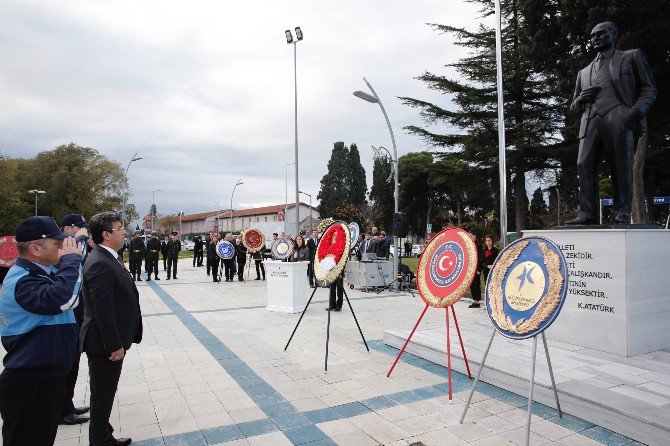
[166,277,170,280]
[468,302,481,308]
[255,277,261,280]
[565,213,598,225]
[146,278,152,282]
[59,413,89,425]
[155,277,160,280]
[104,437,132,446]
[73,405,90,415]
[173,277,177,280]
[325,307,342,312]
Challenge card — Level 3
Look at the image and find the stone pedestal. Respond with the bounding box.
[265,261,309,313]
[524,229,670,356]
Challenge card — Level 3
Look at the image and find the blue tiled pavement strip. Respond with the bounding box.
[141,280,642,446]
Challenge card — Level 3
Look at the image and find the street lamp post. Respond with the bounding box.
[28,190,46,216]
[353,78,399,289]
[285,27,303,237]
[122,152,142,229]
[178,211,184,239]
[299,191,312,231]
[151,189,162,233]
[214,201,220,235]
[285,162,295,231]
[230,178,243,233]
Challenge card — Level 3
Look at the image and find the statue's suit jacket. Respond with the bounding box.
[570,49,656,138]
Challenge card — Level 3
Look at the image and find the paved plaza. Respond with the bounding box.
[9,259,651,446]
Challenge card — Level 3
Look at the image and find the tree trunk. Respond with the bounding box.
[514,170,527,232]
[426,196,433,233]
[456,199,462,226]
[632,123,649,224]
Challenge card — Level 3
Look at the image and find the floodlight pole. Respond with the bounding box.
[28,190,46,216]
[292,38,300,236]
[494,0,507,248]
[285,162,294,232]
[354,78,399,290]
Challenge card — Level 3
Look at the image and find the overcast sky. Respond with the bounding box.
[0,0,482,221]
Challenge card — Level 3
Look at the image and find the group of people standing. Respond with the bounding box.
[0,212,142,446]
[203,233,264,283]
[127,231,182,281]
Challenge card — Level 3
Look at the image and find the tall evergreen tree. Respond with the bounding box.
[347,143,368,207]
[399,152,433,235]
[401,1,564,231]
[317,142,367,217]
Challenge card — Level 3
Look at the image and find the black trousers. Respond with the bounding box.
[0,372,66,446]
[329,277,344,310]
[207,254,212,275]
[237,260,246,280]
[307,260,314,286]
[88,354,123,446]
[130,258,142,279]
[194,251,203,266]
[577,106,633,218]
[146,258,159,279]
[223,259,234,281]
[255,260,265,279]
[61,352,81,417]
[167,257,178,278]
[211,259,220,281]
[470,272,481,302]
[162,254,168,271]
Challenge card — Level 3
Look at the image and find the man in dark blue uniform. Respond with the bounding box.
[0,216,82,445]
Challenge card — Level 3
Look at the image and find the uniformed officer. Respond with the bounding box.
[166,232,181,280]
[0,217,81,446]
[145,233,161,281]
[128,231,145,281]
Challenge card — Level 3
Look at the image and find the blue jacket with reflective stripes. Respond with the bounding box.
[0,255,79,377]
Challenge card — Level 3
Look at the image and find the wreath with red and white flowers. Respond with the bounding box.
[314,221,350,284]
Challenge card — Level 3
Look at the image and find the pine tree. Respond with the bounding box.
[401,0,564,231]
[348,143,368,207]
[317,141,368,218]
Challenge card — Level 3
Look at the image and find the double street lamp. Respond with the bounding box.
[122,152,142,228]
[177,211,184,238]
[28,189,46,216]
[354,78,399,289]
[230,178,243,233]
[285,26,303,237]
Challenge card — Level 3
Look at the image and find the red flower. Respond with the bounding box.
[317,225,347,263]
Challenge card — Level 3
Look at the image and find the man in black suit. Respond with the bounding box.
[306,229,318,287]
[160,236,169,271]
[81,212,142,446]
[566,22,656,225]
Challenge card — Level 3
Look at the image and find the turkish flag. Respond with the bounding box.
[0,236,18,267]
[278,211,285,222]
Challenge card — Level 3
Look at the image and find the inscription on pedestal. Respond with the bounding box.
[558,243,616,314]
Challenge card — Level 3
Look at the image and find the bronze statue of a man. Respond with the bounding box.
[566,22,656,225]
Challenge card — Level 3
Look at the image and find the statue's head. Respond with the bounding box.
[590,22,618,52]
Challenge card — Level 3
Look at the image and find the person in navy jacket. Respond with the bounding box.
[0,216,82,446]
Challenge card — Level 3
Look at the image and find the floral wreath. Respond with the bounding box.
[0,236,18,268]
[241,228,265,253]
[314,221,350,284]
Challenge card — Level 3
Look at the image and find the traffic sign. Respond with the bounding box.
[653,196,670,205]
[601,198,614,206]
[426,223,432,233]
